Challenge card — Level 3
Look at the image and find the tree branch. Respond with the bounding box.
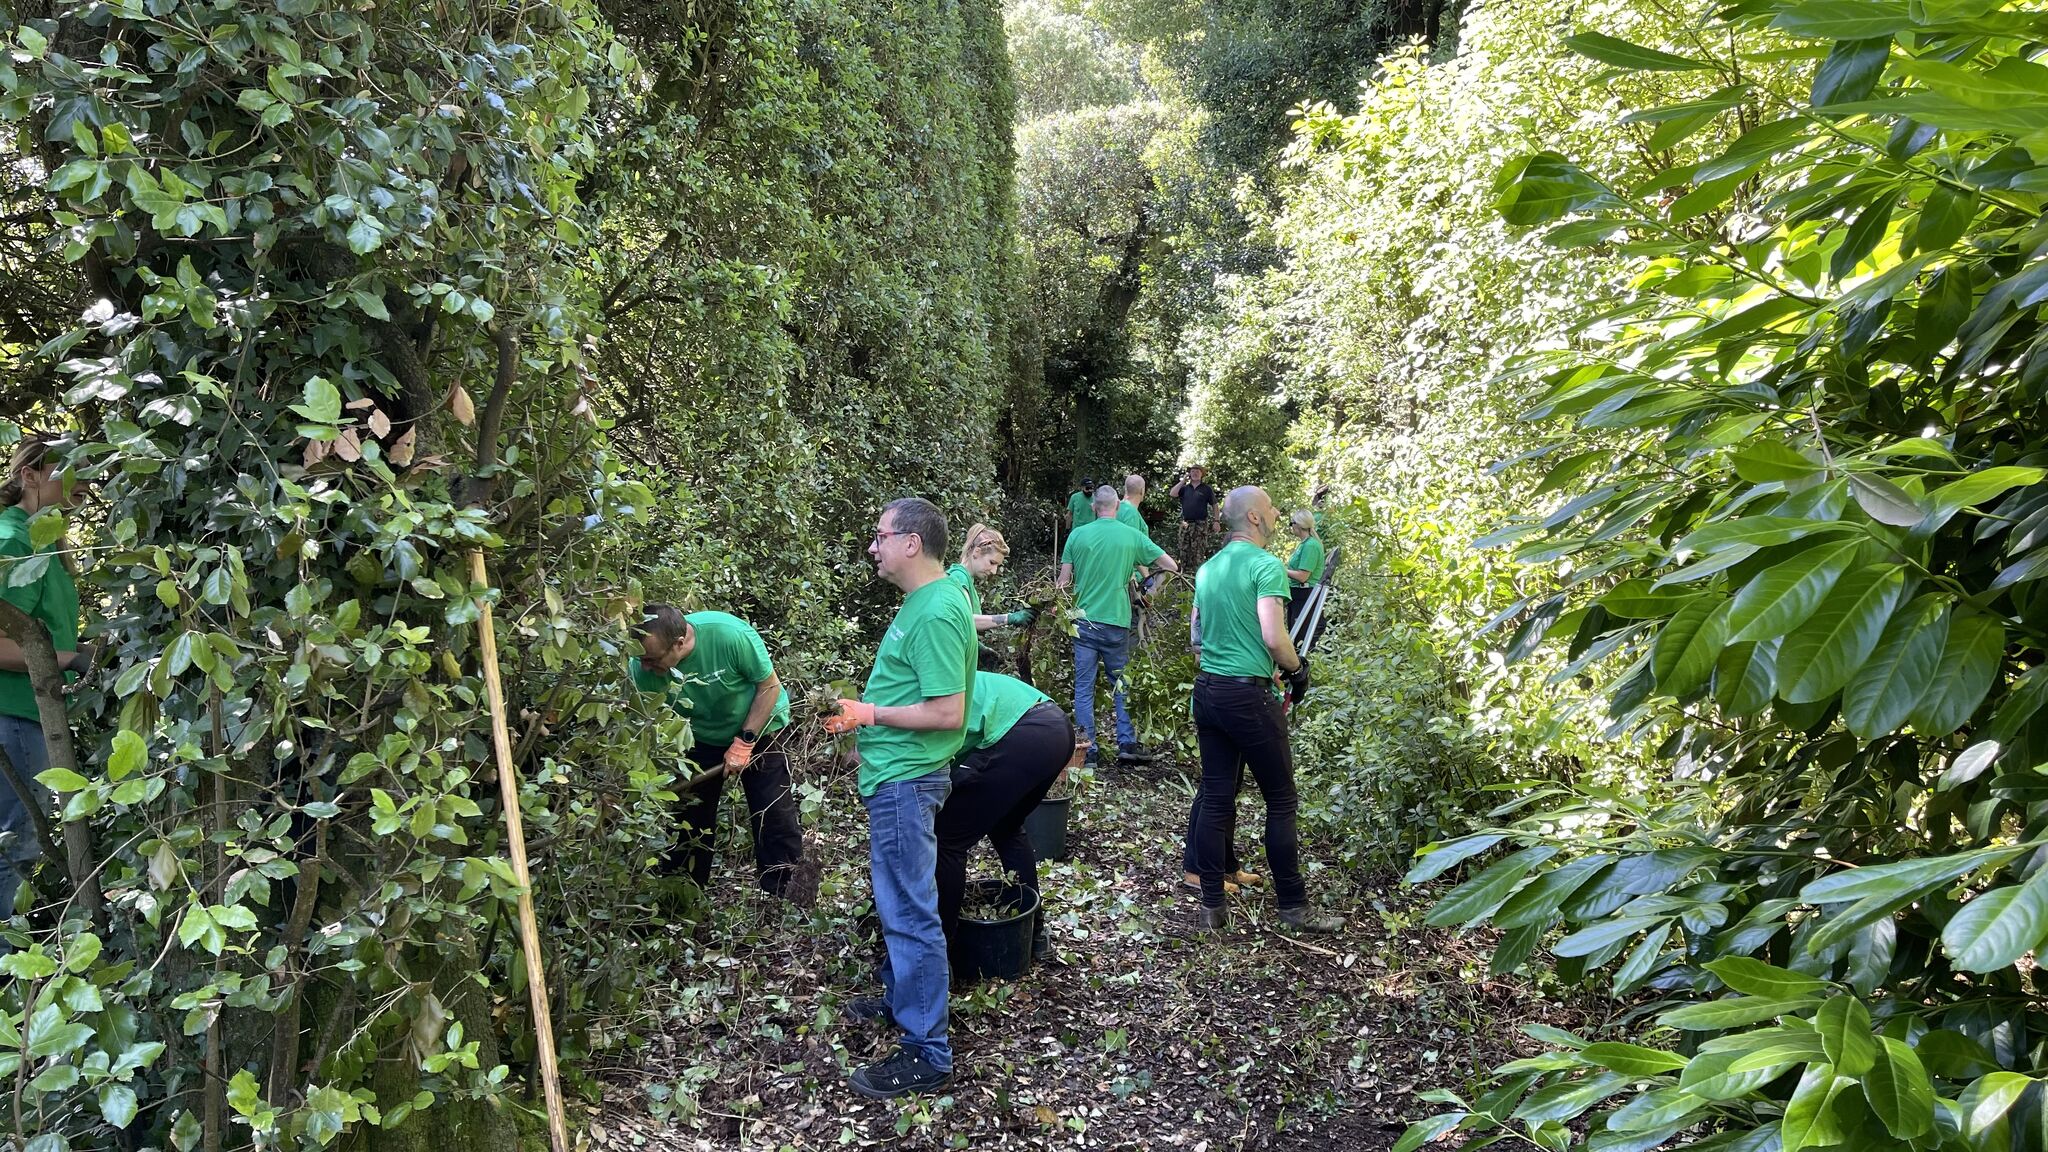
[0,599,101,927]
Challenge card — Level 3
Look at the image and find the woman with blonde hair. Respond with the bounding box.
[0,433,93,916]
[945,522,1037,634]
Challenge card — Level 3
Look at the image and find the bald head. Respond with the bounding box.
[1124,474,1146,499]
[1221,485,1276,542]
[1092,485,1118,515]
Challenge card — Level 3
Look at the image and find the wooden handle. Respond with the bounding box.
[468,551,572,1152]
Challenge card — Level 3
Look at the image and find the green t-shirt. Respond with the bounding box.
[960,671,1052,756]
[627,611,790,748]
[1287,536,1327,588]
[856,576,976,795]
[1060,517,1164,629]
[1067,490,1091,524]
[1195,540,1290,680]
[945,563,982,617]
[0,505,79,721]
[1117,500,1151,541]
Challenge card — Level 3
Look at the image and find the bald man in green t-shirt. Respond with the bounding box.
[1058,486,1178,765]
[629,604,809,902]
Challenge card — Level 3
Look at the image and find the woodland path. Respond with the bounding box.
[582,756,1575,1150]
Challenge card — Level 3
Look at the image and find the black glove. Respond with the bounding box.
[1282,657,1310,705]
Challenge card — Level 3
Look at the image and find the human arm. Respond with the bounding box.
[1169,477,1187,497]
[1259,596,1301,672]
[0,639,91,676]
[826,693,966,732]
[1056,562,1073,591]
[722,671,783,771]
[1285,565,1312,583]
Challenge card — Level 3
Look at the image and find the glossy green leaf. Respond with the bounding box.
[1424,845,1557,927]
[1651,596,1731,697]
[1405,833,1507,884]
[1863,1036,1934,1139]
[1703,956,1829,998]
[1815,995,1875,1075]
[1564,31,1714,71]
[1959,1071,2031,1139]
[1579,1042,1689,1076]
[1941,863,2048,972]
[1676,517,1852,553]
[1725,539,1859,643]
[1800,844,2025,905]
[1908,612,2004,737]
[1729,442,1819,483]
[1848,473,1923,526]
[1781,1063,1847,1152]
[1660,995,1820,1031]
[1775,565,1906,703]
[1842,596,1946,739]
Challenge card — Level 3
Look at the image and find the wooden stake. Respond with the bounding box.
[467,550,572,1152]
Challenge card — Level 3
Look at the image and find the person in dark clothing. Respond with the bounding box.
[1170,465,1219,565]
[629,604,810,901]
[1183,486,1344,934]
[934,671,1072,965]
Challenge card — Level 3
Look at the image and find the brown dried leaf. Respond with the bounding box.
[448,384,475,426]
[301,438,332,467]
[387,427,417,467]
[367,408,392,438]
[332,429,362,463]
[345,397,376,410]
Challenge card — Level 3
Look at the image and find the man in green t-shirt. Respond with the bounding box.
[823,497,975,1099]
[1116,473,1152,542]
[1065,478,1094,530]
[1057,487,1178,765]
[0,434,92,917]
[629,604,810,902]
[1181,486,1343,936]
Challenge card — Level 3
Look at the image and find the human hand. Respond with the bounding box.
[1005,607,1037,627]
[723,737,755,773]
[1282,657,1310,705]
[823,698,876,734]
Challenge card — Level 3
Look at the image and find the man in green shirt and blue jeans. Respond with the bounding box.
[1057,486,1178,765]
[825,497,977,1099]
[628,604,808,901]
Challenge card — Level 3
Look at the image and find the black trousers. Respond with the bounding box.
[1287,585,1311,628]
[1187,675,1306,910]
[663,727,807,897]
[934,703,1073,940]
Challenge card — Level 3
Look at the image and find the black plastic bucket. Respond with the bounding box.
[1024,793,1072,862]
[954,880,1040,983]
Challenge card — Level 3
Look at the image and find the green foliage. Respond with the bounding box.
[1406,2,2048,1148]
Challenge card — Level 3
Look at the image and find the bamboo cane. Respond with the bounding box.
[467,550,572,1152]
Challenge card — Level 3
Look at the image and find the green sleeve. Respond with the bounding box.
[626,657,667,694]
[735,623,774,684]
[1255,555,1289,601]
[907,614,971,699]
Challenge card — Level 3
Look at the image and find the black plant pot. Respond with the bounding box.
[953,880,1040,983]
[1023,792,1072,862]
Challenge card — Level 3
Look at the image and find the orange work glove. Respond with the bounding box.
[823,698,877,734]
[723,737,756,772]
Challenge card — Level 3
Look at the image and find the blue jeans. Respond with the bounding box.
[0,714,49,917]
[863,771,953,1070]
[1073,621,1135,749]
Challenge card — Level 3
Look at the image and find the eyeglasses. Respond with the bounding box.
[871,529,911,545]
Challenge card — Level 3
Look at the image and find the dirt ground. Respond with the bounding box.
[579,758,1573,1150]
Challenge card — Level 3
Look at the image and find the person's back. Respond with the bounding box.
[1195,540,1288,680]
[1062,516,1160,630]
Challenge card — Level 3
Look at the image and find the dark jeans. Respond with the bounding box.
[1181,765,1243,878]
[1188,675,1307,910]
[935,704,1072,943]
[664,727,807,897]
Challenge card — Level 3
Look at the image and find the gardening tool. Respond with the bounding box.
[467,551,572,1152]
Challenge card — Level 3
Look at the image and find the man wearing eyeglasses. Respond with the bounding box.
[628,603,809,904]
[824,497,977,1099]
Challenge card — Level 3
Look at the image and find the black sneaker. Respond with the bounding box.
[1032,910,1051,960]
[844,996,895,1027]
[849,1048,954,1099]
[1117,743,1156,764]
[1195,904,1229,931]
[1278,906,1345,934]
